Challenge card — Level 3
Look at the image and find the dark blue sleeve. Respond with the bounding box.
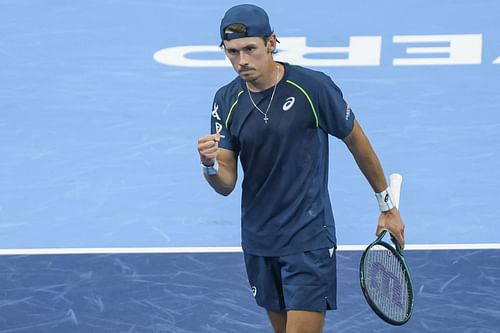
[316,73,355,139]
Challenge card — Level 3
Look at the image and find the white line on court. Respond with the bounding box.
[0,244,500,255]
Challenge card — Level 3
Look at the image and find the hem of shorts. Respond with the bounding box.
[261,305,338,312]
[242,243,336,257]
[258,299,338,313]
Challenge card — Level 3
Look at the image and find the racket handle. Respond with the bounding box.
[389,173,403,210]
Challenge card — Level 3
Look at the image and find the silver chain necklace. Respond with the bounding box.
[246,65,280,124]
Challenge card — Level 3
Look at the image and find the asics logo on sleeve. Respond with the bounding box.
[215,122,223,135]
[212,103,225,138]
[212,103,221,120]
[345,103,352,120]
[282,97,295,111]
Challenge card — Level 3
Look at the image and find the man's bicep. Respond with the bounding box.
[218,147,238,175]
[342,119,374,160]
[342,119,361,148]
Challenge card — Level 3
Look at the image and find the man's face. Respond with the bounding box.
[223,37,272,83]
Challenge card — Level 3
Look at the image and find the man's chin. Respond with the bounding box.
[239,72,256,82]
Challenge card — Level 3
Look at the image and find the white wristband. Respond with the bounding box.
[201,159,219,176]
[375,187,395,212]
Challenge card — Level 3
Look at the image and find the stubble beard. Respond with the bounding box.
[239,70,261,86]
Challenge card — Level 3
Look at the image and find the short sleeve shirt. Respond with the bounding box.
[210,63,355,256]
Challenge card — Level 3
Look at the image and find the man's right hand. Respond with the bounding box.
[197,133,221,165]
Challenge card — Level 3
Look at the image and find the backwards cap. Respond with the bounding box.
[220,4,273,42]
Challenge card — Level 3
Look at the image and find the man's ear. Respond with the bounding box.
[267,35,277,53]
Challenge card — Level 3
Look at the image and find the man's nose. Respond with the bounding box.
[238,51,249,66]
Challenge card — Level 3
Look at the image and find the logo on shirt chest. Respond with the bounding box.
[282,97,296,111]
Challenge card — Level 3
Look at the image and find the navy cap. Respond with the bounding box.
[220,4,273,42]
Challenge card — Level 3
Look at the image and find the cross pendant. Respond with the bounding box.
[264,115,269,123]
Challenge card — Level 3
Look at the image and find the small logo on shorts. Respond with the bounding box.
[251,286,257,297]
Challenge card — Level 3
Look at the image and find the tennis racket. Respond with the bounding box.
[359,173,414,325]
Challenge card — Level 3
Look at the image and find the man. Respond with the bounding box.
[197,4,405,333]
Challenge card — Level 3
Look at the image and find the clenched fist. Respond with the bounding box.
[197,133,221,166]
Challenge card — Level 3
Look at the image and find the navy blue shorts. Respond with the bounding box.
[243,248,337,312]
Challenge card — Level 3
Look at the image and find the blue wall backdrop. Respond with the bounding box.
[1,0,499,249]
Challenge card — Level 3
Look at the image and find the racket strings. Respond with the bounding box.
[364,246,409,321]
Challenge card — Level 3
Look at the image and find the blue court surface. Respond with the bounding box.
[1,0,499,332]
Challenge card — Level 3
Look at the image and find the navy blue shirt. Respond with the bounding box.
[210,63,355,256]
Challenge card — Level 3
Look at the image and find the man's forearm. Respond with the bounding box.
[204,161,237,196]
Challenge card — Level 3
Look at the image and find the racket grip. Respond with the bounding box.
[389,173,403,209]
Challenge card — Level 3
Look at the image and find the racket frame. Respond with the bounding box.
[359,230,414,326]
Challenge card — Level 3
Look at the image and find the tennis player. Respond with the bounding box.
[197,4,405,333]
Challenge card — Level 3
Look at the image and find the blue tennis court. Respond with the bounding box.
[1,0,499,331]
